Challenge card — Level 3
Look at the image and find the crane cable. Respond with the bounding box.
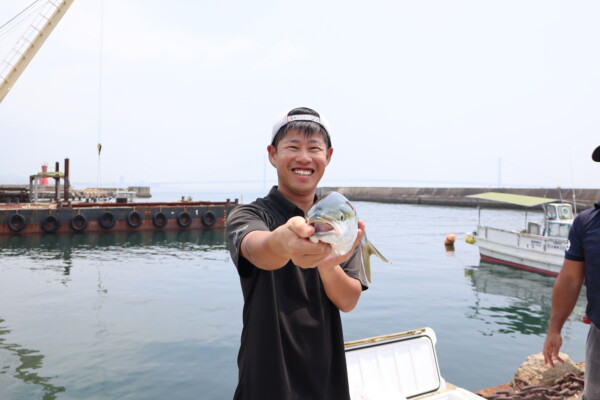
[97,0,104,189]
[0,0,43,38]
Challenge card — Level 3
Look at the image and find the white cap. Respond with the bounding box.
[271,108,331,143]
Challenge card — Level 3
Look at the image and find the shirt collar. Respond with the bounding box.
[267,186,318,216]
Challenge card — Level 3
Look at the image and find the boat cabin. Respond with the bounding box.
[115,190,137,203]
[542,203,574,238]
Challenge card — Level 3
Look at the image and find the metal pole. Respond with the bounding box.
[55,161,60,202]
[64,158,70,202]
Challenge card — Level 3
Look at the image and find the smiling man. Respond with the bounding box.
[226,107,369,400]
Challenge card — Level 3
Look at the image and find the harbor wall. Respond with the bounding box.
[318,187,600,210]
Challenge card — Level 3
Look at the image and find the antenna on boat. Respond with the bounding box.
[568,148,578,215]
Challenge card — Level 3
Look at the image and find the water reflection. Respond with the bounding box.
[0,229,228,279]
[0,318,66,399]
[465,262,586,336]
[1,229,226,251]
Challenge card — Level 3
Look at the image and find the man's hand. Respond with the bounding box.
[316,220,365,271]
[242,217,365,272]
[543,332,564,368]
[316,220,366,312]
[541,259,584,368]
[280,216,331,269]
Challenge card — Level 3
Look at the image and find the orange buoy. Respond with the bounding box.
[444,233,456,246]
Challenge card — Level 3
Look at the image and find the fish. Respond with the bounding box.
[306,191,390,283]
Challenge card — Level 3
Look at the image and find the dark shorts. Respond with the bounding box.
[586,323,600,400]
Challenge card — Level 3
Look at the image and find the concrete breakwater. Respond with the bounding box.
[318,187,600,210]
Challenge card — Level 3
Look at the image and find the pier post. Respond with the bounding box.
[54,162,60,202]
[64,158,70,202]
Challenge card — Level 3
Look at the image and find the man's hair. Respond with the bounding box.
[271,107,332,149]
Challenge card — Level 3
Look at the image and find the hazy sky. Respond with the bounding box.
[1,0,599,194]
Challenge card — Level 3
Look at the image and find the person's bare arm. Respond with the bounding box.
[241,216,366,312]
[317,221,365,312]
[240,216,331,270]
[543,259,585,367]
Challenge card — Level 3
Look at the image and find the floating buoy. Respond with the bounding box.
[444,233,456,245]
[465,235,475,244]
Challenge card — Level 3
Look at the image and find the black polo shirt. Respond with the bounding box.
[227,186,368,400]
[565,202,600,328]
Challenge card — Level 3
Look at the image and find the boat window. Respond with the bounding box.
[547,223,556,237]
[527,222,540,235]
[558,205,572,219]
[546,206,557,220]
[547,222,571,238]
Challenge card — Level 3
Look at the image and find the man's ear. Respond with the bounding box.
[267,145,277,167]
[325,147,333,166]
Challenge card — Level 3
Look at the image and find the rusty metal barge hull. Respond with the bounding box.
[0,200,237,235]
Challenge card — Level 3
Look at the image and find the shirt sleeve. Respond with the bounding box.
[341,247,370,291]
[565,213,585,262]
[226,205,270,271]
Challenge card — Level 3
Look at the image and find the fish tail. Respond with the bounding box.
[359,234,391,284]
[363,238,391,264]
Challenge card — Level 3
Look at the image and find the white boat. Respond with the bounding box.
[345,327,484,400]
[466,192,574,276]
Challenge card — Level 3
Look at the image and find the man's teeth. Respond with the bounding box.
[294,169,312,176]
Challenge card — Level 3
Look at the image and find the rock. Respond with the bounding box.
[513,353,584,386]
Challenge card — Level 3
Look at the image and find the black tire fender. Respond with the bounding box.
[176,211,192,227]
[98,212,116,229]
[201,211,216,227]
[126,211,143,228]
[41,215,60,233]
[152,212,168,228]
[7,214,26,232]
[70,214,88,232]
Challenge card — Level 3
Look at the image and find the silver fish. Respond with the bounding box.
[306,191,390,283]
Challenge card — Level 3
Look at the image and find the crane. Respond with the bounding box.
[0,0,75,103]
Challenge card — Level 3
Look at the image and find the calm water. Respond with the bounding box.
[0,197,588,400]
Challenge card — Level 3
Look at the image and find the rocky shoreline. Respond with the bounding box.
[477,353,585,400]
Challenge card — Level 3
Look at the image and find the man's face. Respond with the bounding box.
[268,129,333,197]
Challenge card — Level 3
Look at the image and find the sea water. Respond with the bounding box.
[0,192,588,400]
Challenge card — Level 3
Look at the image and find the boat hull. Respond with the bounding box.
[474,225,566,276]
[0,200,238,235]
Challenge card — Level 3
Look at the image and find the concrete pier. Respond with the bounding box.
[318,187,600,210]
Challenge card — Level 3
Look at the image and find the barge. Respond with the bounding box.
[1,158,238,235]
[0,200,238,235]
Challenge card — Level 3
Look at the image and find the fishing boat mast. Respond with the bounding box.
[0,0,75,103]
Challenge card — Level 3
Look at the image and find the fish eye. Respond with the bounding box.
[340,213,345,221]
